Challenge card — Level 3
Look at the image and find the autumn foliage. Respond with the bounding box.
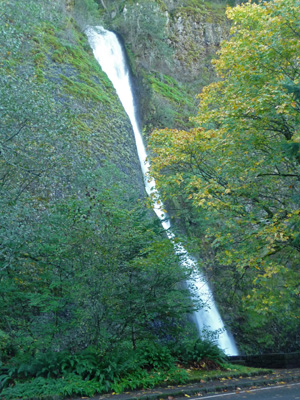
[149,0,300,351]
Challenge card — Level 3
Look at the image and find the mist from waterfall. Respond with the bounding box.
[85,26,238,356]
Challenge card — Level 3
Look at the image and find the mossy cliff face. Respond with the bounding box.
[1,0,144,195]
[106,0,229,132]
[168,5,229,82]
[1,0,229,192]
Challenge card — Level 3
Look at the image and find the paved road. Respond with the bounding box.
[178,382,300,400]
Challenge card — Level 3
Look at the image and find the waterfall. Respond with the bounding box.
[85,26,238,356]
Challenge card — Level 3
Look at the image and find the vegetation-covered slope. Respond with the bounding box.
[98,0,230,132]
[0,2,204,398]
[2,0,299,398]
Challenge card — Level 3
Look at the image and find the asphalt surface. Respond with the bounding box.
[177,382,300,399]
[71,368,300,400]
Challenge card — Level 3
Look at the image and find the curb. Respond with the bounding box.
[125,373,300,400]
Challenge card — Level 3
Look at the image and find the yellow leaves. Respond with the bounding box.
[276,103,288,114]
[147,2,298,321]
[274,231,288,242]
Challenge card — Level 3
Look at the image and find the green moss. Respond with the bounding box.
[148,73,195,108]
[60,74,111,103]
[0,0,143,183]
[33,52,46,66]
[187,364,273,382]
[50,49,65,63]
[204,1,227,17]
[34,68,45,83]
[141,70,198,132]
[31,18,118,105]
[44,32,63,49]
[29,16,133,161]
[175,0,227,22]
[154,0,168,12]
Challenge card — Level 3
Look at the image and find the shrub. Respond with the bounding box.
[172,338,227,369]
[136,342,175,371]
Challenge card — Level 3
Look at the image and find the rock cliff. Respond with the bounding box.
[105,0,229,132]
[169,7,229,82]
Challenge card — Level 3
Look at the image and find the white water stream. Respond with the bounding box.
[86,26,238,356]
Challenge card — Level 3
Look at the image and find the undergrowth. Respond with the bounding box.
[0,340,227,400]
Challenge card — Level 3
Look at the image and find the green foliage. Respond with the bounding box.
[1,5,198,398]
[136,342,175,371]
[143,72,198,131]
[0,1,233,398]
[1,348,102,385]
[159,0,228,27]
[149,74,194,107]
[149,0,300,353]
[0,344,190,399]
[73,0,103,29]
[175,0,227,20]
[0,369,188,400]
[1,162,194,355]
[0,374,103,400]
[60,74,112,102]
[172,338,227,367]
[111,0,173,70]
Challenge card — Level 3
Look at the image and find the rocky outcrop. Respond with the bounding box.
[108,1,229,85]
[106,1,230,133]
[168,8,230,82]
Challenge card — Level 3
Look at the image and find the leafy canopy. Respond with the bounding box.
[149,0,300,348]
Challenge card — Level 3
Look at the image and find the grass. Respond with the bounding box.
[169,0,228,26]
[0,364,272,400]
[185,363,273,383]
[144,71,198,131]
[149,73,195,107]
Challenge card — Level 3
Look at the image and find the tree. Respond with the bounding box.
[0,163,195,357]
[149,0,300,352]
[112,0,173,69]
[0,0,195,359]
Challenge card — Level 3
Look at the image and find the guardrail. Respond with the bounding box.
[229,352,300,368]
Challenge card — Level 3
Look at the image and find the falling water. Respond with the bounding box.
[85,26,238,356]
